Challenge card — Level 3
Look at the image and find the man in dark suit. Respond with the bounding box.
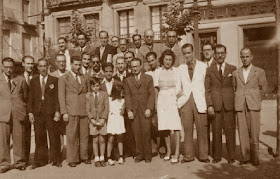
[95,31,117,67]
[124,58,155,163]
[75,33,95,57]
[132,34,142,57]
[21,55,35,166]
[58,56,90,167]
[165,30,184,67]
[205,44,236,164]
[233,47,267,166]
[27,58,62,169]
[0,57,28,173]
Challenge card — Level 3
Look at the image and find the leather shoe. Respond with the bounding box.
[16,166,26,171]
[0,166,10,173]
[145,159,152,163]
[181,158,195,163]
[30,163,45,170]
[100,161,106,167]
[68,163,76,167]
[239,160,249,165]
[95,161,101,167]
[199,159,210,163]
[212,159,221,164]
[134,157,144,163]
[159,153,165,159]
[51,162,57,166]
[228,159,235,164]
[82,159,91,164]
[252,161,260,166]
[152,152,158,157]
[56,162,62,168]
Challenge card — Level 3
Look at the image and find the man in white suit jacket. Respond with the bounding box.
[177,44,209,163]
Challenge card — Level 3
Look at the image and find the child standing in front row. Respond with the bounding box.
[107,85,126,166]
[86,77,109,167]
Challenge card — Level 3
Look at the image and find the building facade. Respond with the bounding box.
[44,0,277,99]
[3,0,44,63]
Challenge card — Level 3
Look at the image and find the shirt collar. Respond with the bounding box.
[70,70,78,78]
[117,70,126,77]
[217,62,225,68]
[2,73,11,81]
[243,64,252,71]
[24,71,32,78]
[102,78,114,84]
[40,74,48,80]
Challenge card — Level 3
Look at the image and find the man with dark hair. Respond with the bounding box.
[50,54,68,78]
[165,30,184,67]
[21,55,35,166]
[113,38,135,69]
[28,58,62,169]
[233,47,267,166]
[76,33,95,57]
[137,29,168,71]
[132,34,142,56]
[95,31,117,67]
[80,52,91,75]
[0,57,28,173]
[58,56,90,167]
[87,54,105,80]
[202,42,215,67]
[178,43,210,163]
[124,51,135,73]
[124,58,155,163]
[111,36,119,48]
[205,44,236,164]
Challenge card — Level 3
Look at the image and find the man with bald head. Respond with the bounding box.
[137,29,167,71]
[165,30,184,67]
[233,47,267,166]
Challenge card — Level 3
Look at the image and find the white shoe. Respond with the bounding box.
[118,157,124,164]
[108,159,114,166]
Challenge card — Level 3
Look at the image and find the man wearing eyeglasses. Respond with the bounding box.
[205,44,236,164]
[165,30,184,67]
[87,54,105,81]
[202,42,215,67]
[137,29,168,71]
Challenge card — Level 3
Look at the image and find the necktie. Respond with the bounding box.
[219,65,223,78]
[207,62,209,67]
[7,77,11,91]
[41,76,46,100]
[94,92,98,108]
[26,74,30,86]
[76,75,81,85]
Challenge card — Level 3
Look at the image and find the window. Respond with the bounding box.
[57,17,71,38]
[84,13,100,40]
[151,5,167,41]
[23,0,30,23]
[244,26,277,99]
[22,33,31,56]
[119,10,134,41]
[3,30,10,57]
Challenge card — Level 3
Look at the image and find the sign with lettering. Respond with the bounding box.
[199,0,275,20]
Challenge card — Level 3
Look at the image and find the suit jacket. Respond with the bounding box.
[233,65,267,111]
[86,91,109,120]
[137,43,168,71]
[100,78,123,95]
[27,75,59,116]
[0,74,27,123]
[205,62,237,111]
[165,43,184,67]
[177,60,208,113]
[74,45,96,57]
[124,73,155,116]
[58,72,88,116]
[95,44,117,66]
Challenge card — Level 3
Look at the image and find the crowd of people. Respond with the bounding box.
[0,28,268,174]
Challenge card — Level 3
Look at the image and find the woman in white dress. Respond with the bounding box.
[155,49,182,164]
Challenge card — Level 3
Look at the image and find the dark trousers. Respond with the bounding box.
[66,116,89,163]
[212,107,236,160]
[23,119,31,163]
[180,95,208,160]
[34,113,61,164]
[132,109,152,160]
[237,103,260,162]
[124,117,136,157]
[0,117,25,167]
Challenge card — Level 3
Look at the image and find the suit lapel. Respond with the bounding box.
[238,68,246,85]
[78,75,85,93]
[211,63,222,81]
[131,75,140,88]
[246,65,256,84]
[0,74,9,91]
[45,76,52,93]
[222,63,231,80]
[184,65,191,82]
[66,73,80,90]
[192,60,200,81]
[97,91,102,104]
[138,73,145,88]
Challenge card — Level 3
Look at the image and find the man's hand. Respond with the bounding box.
[176,90,184,99]
[99,119,105,126]
[28,113,34,123]
[128,111,134,120]
[207,106,215,116]
[53,111,60,122]
[91,119,97,126]
[145,109,151,118]
[63,114,69,121]
[86,92,92,100]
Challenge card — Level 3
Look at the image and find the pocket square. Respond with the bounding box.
[227,73,233,77]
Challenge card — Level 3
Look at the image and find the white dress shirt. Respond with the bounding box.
[243,64,252,83]
[70,70,81,84]
[216,62,225,75]
[103,78,114,95]
[116,70,127,82]
[24,71,33,83]
[100,45,105,59]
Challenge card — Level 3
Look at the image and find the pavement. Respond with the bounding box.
[2,100,280,179]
